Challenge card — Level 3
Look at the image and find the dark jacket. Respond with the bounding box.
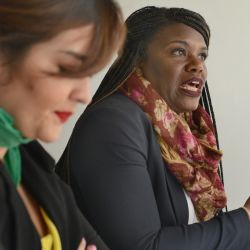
[56,93,250,250]
[0,141,108,250]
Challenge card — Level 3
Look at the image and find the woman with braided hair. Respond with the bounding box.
[56,6,250,250]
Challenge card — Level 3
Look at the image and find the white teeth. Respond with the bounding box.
[180,80,201,92]
[181,85,199,91]
[192,81,199,86]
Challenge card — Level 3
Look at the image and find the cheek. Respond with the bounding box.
[153,59,178,82]
[28,77,65,108]
[16,83,59,135]
[142,61,165,87]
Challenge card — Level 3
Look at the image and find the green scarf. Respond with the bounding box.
[0,108,31,186]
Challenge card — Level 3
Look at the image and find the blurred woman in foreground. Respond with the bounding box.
[0,0,124,249]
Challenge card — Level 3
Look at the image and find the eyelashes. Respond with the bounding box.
[199,52,208,61]
[58,65,81,73]
[171,48,208,61]
[172,48,186,56]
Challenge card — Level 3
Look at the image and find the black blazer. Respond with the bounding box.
[56,93,250,250]
[0,141,108,250]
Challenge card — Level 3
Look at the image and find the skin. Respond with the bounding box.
[140,23,208,113]
[244,197,250,219]
[0,24,104,247]
[78,239,97,250]
[0,149,6,160]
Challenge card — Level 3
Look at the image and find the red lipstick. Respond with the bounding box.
[55,111,73,123]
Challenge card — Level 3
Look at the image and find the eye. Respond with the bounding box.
[172,48,186,56]
[58,64,81,74]
[199,52,208,61]
[58,65,68,73]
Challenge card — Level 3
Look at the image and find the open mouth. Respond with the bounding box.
[179,77,204,96]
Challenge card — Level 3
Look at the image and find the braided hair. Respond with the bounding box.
[90,6,225,187]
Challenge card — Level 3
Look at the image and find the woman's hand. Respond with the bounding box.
[243,196,250,220]
[77,238,97,250]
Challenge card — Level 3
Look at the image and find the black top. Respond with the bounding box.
[56,93,250,250]
[0,141,108,250]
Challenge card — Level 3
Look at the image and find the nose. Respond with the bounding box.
[185,55,205,74]
[70,77,92,104]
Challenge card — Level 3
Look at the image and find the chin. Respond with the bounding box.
[40,135,60,143]
[187,105,199,112]
[178,101,199,113]
[188,98,200,110]
[36,127,62,143]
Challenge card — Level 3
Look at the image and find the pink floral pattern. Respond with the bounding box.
[120,69,227,221]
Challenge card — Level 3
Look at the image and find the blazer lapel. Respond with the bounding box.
[164,165,189,225]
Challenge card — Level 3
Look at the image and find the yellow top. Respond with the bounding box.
[40,208,62,250]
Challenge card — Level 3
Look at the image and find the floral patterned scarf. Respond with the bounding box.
[120,69,227,221]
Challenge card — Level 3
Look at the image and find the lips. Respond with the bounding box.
[179,77,204,97]
[55,111,73,123]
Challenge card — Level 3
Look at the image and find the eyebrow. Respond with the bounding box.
[166,40,208,51]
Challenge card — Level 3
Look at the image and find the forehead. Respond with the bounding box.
[149,23,206,48]
[24,24,95,60]
[46,24,95,52]
[19,24,95,70]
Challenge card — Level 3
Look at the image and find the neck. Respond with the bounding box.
[0,147,7,162]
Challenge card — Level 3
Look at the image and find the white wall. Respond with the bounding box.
[43,0,250,211]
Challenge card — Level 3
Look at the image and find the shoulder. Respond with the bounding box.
[75,92,151,135]
[68,92,154,164]
[72,92,154,147]
[90,92,142,113]
[19,141,76,203]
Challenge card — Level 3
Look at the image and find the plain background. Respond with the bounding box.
[43,0,250,211]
